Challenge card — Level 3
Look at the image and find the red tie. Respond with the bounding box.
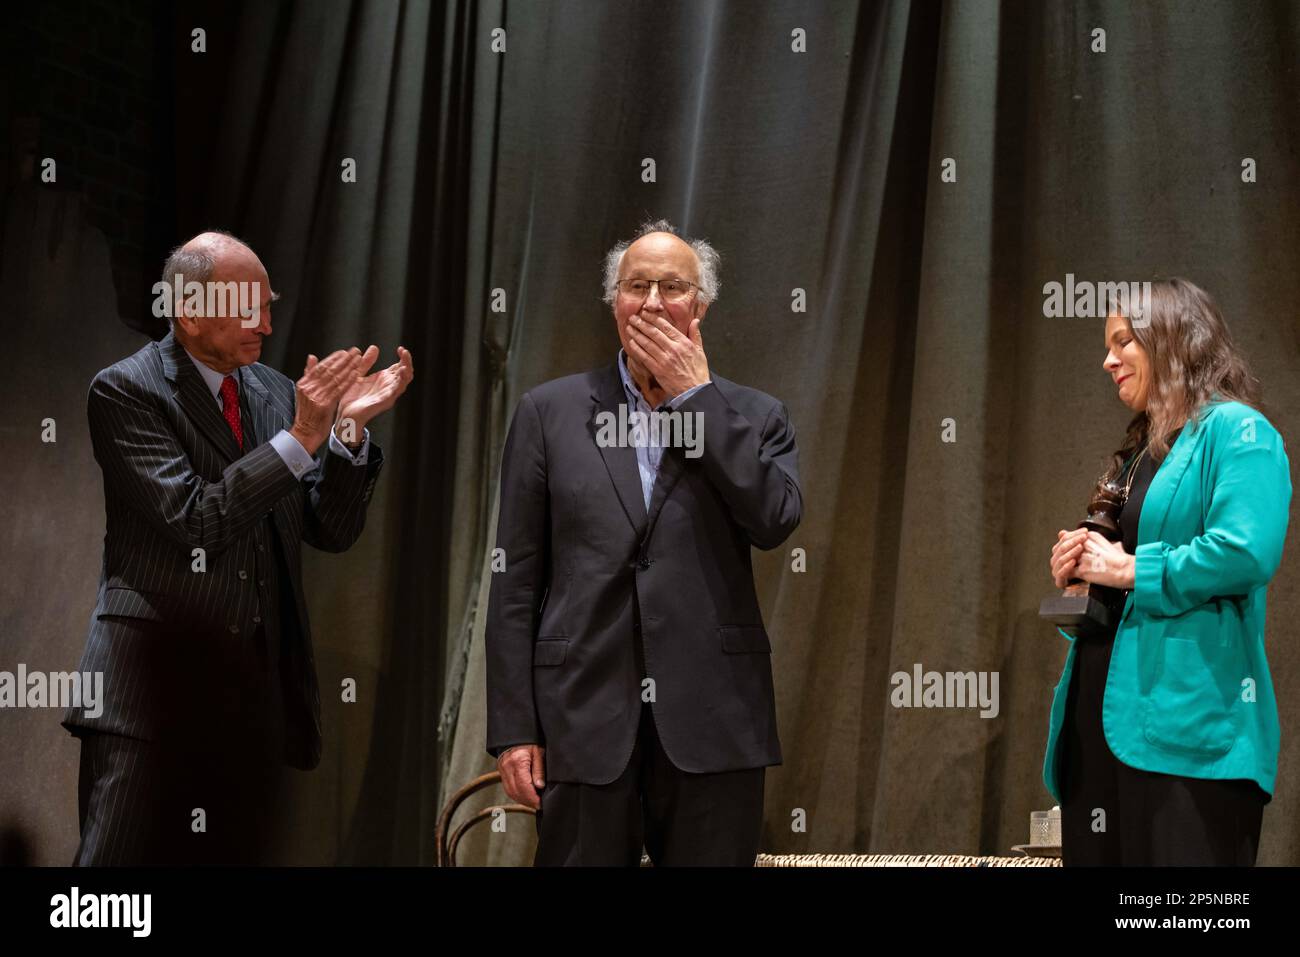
[219,374,244,450]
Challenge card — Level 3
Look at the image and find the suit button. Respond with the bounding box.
[257,544,265,552]
[238,570,248,580]
[253,615,262,625]
[637,556,652,570]
[229,624,240,634]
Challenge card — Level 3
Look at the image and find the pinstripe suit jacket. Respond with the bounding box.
[61,331,383,770]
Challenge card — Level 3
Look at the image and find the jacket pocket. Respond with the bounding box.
[533,637,568,667]
[719,625,771,654]
[1142,636,1240,756]
[96,586,166,622]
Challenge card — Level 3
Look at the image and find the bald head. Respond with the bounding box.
[164,231,264,297]
[626,231,697,276]
[181,230,253,263]
[162,230,277,373]
[623,232,700,292]
[602,218,720,306]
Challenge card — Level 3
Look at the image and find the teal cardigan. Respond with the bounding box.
[1043,400,1293,802]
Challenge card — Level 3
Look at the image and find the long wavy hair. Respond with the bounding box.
[1103,277,1262,484]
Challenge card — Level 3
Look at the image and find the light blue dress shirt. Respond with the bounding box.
[616,348,708,510]
[182,347,370,479]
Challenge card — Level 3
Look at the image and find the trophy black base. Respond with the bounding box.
[1038,592,1118,640]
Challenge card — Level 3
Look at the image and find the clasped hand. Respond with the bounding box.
[1050,527,1135,589]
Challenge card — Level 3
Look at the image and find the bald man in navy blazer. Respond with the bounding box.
[63,231,413,865]
[486,221,801,866]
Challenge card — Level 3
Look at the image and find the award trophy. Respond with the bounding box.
[1039,478,1128,638]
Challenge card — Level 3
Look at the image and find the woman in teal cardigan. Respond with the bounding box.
[1042,277,1292,866]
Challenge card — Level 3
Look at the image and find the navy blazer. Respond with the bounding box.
[486,364,802,783]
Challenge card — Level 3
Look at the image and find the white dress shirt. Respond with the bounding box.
[616,347,709,510]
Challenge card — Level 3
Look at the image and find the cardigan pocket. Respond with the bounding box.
[1142,636,1240,756]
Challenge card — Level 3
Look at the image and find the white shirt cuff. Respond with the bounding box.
[328,425,370,465]
[668,381,710,409]
[270,429,318,480]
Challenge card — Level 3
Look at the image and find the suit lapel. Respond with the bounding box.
[240,363,290,451]
[642,369,701,535]
[159,332,242,463]
[645,444,685,538]
[591,365,648,538]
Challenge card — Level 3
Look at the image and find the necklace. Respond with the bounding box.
[1122,443,1150,503]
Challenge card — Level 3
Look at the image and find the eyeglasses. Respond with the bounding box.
[616,278,699,304]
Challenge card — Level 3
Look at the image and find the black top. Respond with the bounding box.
[1118,429,1183,562]
[1091,429,1182,641]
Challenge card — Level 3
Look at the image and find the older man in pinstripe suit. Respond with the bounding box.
[62,232,413,865]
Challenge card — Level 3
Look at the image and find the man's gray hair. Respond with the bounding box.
[601,219,721,306]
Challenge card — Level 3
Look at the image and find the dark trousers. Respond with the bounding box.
[533,701,766,866]
[73,624,289,866]
[73,729,286,866]
[1060,632,1266,866]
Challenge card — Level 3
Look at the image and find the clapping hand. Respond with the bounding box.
[335,346,414,445]
[291,348,370,455]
